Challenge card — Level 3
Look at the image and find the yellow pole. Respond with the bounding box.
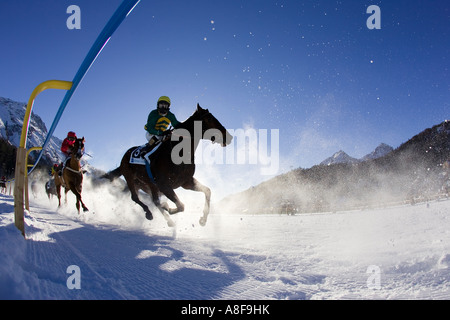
[25,147,43,210]
[14,147,27,236]
[19,81,73,147]
[14,80,72,237]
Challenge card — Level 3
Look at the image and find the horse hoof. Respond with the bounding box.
[199,218,207,226]
[83,208,89,212]
[145,212,153,220]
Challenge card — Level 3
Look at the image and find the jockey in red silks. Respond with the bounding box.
[61,131,77,156]
[59,131,77,175]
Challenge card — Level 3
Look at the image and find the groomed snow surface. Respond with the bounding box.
[1,179,450,300]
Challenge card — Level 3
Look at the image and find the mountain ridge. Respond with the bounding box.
[320,143,394,166]
[218,120,450,214]
[0,96,65,176]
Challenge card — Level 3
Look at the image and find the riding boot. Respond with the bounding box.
[139,142,154,157]
[141,136,158,159]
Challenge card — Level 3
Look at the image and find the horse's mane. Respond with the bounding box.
[158,107,210,151]
[175,106,209,131]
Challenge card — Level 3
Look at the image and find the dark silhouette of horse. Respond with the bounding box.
[54,137,89,213]
[45,179,57,199]
[103,104,232,226]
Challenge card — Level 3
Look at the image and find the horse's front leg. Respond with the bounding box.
[76,185,89,212]
[56,185,62,207]
[77,194,89,212]
[64,187,69,205]
[76,198,88,213]
[69,185,88,213]
[182,178,211,226]
[125,178,153,220]
[142,184,175,227]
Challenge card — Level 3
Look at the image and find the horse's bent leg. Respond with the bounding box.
[131,191,153,220]
[182,178,211,226]
[158,185,184,215]
[142,184,175,227]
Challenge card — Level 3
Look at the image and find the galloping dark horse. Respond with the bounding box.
[45,179,57,199]
[54,137,89,213]
[104,104,232,226]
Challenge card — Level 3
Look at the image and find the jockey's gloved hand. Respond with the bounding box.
[161,129,173,136]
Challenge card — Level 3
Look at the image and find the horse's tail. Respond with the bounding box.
[101,167,122,181]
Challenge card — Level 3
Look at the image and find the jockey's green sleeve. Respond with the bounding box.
[145,109,180,135]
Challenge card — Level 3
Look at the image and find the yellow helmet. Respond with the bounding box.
[157,96,171,106]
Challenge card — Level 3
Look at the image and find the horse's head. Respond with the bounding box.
[73,137,85,160]
[195,104,233,147]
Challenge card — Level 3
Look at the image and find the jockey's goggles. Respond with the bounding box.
[158,102,170,110]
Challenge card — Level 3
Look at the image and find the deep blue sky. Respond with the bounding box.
[1,0,448,195]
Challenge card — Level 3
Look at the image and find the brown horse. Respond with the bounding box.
[54,137,89,213]
[104,104,232,226]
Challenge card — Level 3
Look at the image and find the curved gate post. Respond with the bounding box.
[14,80,72,237]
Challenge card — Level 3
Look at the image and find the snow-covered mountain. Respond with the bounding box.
[320,150,359,166]
[0,96,64,166]
[320,143,394,166]
[361,143,394,161]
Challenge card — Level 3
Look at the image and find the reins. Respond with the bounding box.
[172,110,212,140]
[65,139,85,175]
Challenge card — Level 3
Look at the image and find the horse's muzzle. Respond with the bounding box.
[223,131,233,147]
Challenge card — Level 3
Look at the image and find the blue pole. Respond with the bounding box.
[29,0,140,174]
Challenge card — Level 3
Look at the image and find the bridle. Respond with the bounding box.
[66,139,85,174]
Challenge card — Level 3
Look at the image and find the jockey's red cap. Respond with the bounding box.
[67,131,76,138]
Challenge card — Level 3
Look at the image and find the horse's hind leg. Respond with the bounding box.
[182,178,211,226]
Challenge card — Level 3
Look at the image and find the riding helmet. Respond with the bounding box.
[157,96,171,107]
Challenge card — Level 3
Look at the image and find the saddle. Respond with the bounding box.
[130,141,162,165]
[130,146,147,165]
[129,142,164,184]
